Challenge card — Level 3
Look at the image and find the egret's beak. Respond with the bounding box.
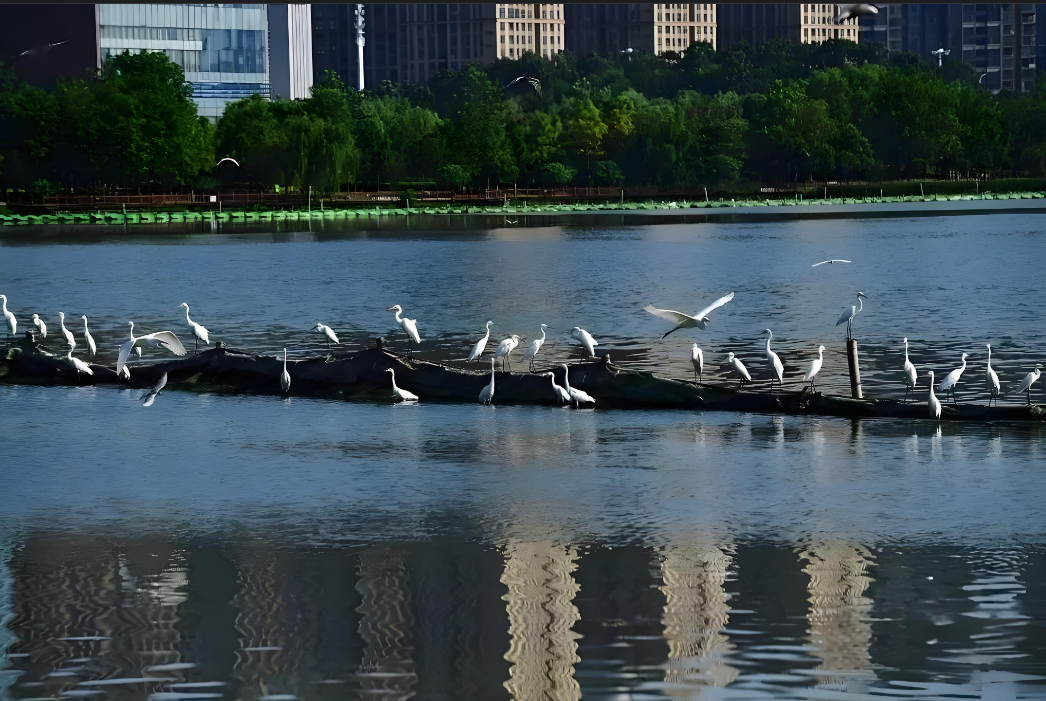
[386,307,396,311]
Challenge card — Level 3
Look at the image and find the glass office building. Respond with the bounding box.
[98,4,269,119]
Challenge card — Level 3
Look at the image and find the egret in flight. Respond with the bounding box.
[141,372,168,407]
[804,345,825,389]
[216,157,240,167]
[985,344,1001,407]
[927,370,941,419]
[561,364,595,407]
[546,372,570,404]
[311,323,340,348]
[691,343,703,384]
[66,349,93,377]
[387,305,421,347]
[644,292,735,338]
[764,329,784,393]
[570,327,598,358]
[178,303,210,352]
[521,324,550,371]
[1012,364,1041,405]
[385,368,419,402]
[32,313,47,338]
[726,352,751,387]
[58,312,76,350]
[811,259,851,267]
[902,338,918,402]
[479,358,496,404]
[82,315,96,357]
[836,292,867,338]
[937,352,967,404]
[280,348,291,394]
[493,334,521,371]
[467,321,493,362]
[117,322,187,377]
[1,295,16,339]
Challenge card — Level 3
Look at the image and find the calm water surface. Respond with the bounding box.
[1,213,1044,700]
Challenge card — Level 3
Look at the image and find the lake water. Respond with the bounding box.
[1,212,1044,701]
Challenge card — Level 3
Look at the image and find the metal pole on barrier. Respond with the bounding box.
[846,338,863,399]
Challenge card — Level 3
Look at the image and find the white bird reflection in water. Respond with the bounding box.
[355,547,418,699]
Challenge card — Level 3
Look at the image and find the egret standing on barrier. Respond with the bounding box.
[179,303,210,352]
[32,313,46,338]
[691,343,703,384]
[311,323,340,348]
[570,327,598,358]
[479,358,496,404]
[280,348,291,394]
[836,292,867,338]
[1013,364,1042,405]
[644,292,735,338]
[467,321,494,362]
[727,352,751,387]
[561,364,595,407]
[521,324,549,370]
[385,368,419,402]
[986,344,1001,407]
[938,352,967,404]
[66,349,93,377]
[764,329,784,393]
[82,315,96,357]
[117,322,187,377]
[387,305,421,348]
[58,312,75,350]
[927,370,942,419]
[804,345,824,389]
[493,335,521,371]
[1,295,16,339]
[902,338,918,402]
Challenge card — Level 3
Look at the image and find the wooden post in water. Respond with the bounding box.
[846,338,863,399]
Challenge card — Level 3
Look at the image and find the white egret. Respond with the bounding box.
[1012,364,1042,405]
[216,157,240,167]
[835,292,868,338]
[812,259,852,267]
[58,312,76,350]
[927,370,941,420]
[141,372,168,407]
[116,322,187,377]
[493,334,521,371]
[311,323,340,348]
[479,358,496,404]
[131,345,142,364]
[82,315,96,357]
[384,368,419,402]
[561,364,595,407]
[280,348,291,394]
[546,372,570,404]
[32,313,47,338]
[726,352,751,387]
[644,291,735,338]
[0,295,15,338]
[937,352,967,404]
[521,324,550,371]
[65,349,93,377]
[387,305,421,346]
[117,362,131,380]
[467,321,494,361]
[569,327,598,358]
[804,345,825,389]
[178,303,210,352]
[986,344,1001,407]
[691,343,704,384]
[763,329,784,393]
[902,338,918,402]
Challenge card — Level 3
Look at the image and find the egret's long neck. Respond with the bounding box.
[483,324,491,340]
[928,374,935,397]
[904,340,908,361]
[986,347,991,366]
[960,357,967,370]
[184,307,192,324]
[394,310,403,324]
[283,349,288,369]
[539,327,546,342]
[129,322,135,342]
[389,370,397,391]
[1,298,7,314]
[856,296,864,313]
[83,318,89,332]
[563,368,571,391]
[765,335,772,354]
[818,347,823,360]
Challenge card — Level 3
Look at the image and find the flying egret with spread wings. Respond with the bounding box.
[117,322,187,377]
[812,259,851,267]
[644,292,735,338]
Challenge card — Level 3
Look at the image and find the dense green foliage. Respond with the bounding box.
[2,39,1046,192]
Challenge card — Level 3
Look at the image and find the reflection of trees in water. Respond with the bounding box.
[660,544,738,695]
[355,547,418,699]
[799,540,875,688]
[501,542,581,701]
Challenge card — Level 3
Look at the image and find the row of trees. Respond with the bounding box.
[2,39,1045,193]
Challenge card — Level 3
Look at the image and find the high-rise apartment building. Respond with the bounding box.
[564,4,716,57]
[857,4,950,57]
[268,4,314,100]
[717,3,859,50]
[495,4,566,60]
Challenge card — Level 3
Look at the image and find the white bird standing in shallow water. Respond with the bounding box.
[521,324,550,370]
[1013,364,1042,405]
[467,321,493,362]
[763,329,784,393]
[644,292,735,338]
[141,372,168,407]
[117,321,187,377]
[937,352,967,404]
[178,303,210,352]
[547,372,570,404]
[927,370,941,419]
[691,343,704,384]
[836,292,868,338]
[385,368,419,402]
[82,315,96,357]
[387,305,421,347]
[986,344,1001,407]
[1,295,16,338]
[561,364,595,407]
[726,352,751,387]
[280,348,291,394]
[66,349,93,377]
[804,345,825,389]
[478,358,496,405]
[493,334,521,371]
[32,313,46,338]
[902,338,918,402]
[311,323,340,348]
[570,327,598,358]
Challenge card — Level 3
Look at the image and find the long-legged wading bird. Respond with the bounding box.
[804,345,825,389]
[937,352,967,404]
[561,364,595,407]
[311,323,340,348]
[691,343,704,384]
[493,334,521,371]
[467,321,494,362]
[902,337,918,402]
[644,292,735,338]
[82,315,96,357]
[66,349,93,377]
[727,352,751,387]
[178,303,210,352]
[547,372,570,404]
[570,327,598,358]
[521,324,550,371]
[1,295,16,339]
[927,370,941,420]
[763,329,784,393]
[836,292,868,338]
[387,305,421,347]
[986,344,1001,407]
[58,312,76,350]
[385,368,419,402]
[479,358,495,404]
[32,313,46,338]
[1013,364,1042,405]
[280,348,291,394]
[117,322,187,377]
[141,372,168,407]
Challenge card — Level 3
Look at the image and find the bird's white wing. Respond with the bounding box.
[644,306,694,324]
[116,339,134,375]
[1014,373,1035,393]
[145,331,187,356]
[836,306,854,326]
[812,261,831,267]
[692,292,735,320]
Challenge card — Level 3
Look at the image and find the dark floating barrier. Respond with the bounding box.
[3,337,1043,423]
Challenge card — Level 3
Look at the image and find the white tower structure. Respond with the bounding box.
[355,4,365,90]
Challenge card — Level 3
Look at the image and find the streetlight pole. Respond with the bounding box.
[931,47,950,67]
